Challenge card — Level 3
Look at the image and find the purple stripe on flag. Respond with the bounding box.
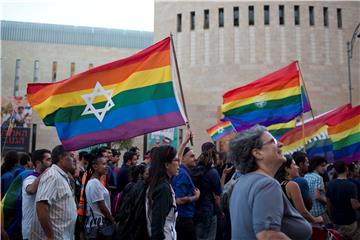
[338,151,360,164]
[61,111,185,150]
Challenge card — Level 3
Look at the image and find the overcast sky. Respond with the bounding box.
[1,0,154,31]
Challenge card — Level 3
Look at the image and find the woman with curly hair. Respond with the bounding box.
[275,155,323,224]
[146,145,179,240]
[228,125,312,240]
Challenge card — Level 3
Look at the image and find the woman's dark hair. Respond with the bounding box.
[228,125,267,174]
[197,148,217,167]
[81,153,102,216]
[129,164,146,182]
[147,146,177,207]
[274,155,293,183]
[1,151,19,175]
[308,156,327,172]
[19,152,32,166]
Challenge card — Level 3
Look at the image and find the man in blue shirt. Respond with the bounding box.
[293,151,313,210]
[172,131,200,240]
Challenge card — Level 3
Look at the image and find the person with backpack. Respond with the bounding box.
[1,150,50,240]
[84,155,115,240]
[115,165,150,240]
[171,130,200,240]
[146,146,179,240]
[192,142,222,240]
[22,149,52,240]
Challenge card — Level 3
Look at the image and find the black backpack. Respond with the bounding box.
[115,180,149,240]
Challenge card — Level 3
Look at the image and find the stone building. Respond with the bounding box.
[154,0,360,153]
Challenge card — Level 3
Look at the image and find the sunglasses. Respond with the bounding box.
[262,137,278,146]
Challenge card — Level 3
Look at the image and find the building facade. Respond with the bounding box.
[154,0,360,153]
[1,21,153,151]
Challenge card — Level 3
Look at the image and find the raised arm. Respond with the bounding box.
[177,130,193,163]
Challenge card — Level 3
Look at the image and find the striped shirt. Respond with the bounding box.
[304,172,327,217]
[30,164,77,240]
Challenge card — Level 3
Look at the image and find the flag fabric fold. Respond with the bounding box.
[221,61,311,131]
[27,37,187,150]
[206,121,236,141]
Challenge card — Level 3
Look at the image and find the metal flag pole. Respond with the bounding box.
[170,33,193,146]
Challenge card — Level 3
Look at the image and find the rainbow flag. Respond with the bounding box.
[207,121,235,141]
[328,105,360,163]
[280,104,352,161]
[27,37,186,150]
[267,118,297,140]
[221,62,311,131]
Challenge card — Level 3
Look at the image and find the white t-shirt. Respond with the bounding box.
[22,175,37,239]
[85,178,111,227]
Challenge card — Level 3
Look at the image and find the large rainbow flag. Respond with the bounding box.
[328,105,360,163]
[27,37,187,150]
[280,104,352,161]
[206,121,236,141]
[221,61,311,131]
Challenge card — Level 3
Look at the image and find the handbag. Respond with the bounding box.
[88,207,115,237]
[98,219,115,237]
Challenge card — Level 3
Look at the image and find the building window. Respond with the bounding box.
[249,6,254,26]
[190,11,195,30]
[14,59,20,96]
[337,8,342,29]
[323,7,328,27]
[204,9,210,29]
[70,62,75,76]
[294,5,300,25]
[219,8,224,27]
[279,5,285,25]
[33,60,39,83]
[233,7,239,26]
[264,5,270,25]
[309,6,315,26]
[52,61,57,82]
[177,14,182,32]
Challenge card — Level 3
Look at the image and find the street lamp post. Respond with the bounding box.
[347,22,360,105]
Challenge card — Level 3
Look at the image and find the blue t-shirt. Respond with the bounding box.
[195,167,222,218]
[171,164,196,218]
[294,176,311,199]
[1,165,25,197]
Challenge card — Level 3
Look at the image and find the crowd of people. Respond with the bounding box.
[1,125,360,240]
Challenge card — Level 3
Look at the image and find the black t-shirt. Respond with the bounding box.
[326,179,358,225]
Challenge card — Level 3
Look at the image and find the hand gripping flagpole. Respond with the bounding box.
[170,33,193,146]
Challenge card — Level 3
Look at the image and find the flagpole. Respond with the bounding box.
[301,114,307,152]
[296,61,315,119]
[170,33,193,146]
